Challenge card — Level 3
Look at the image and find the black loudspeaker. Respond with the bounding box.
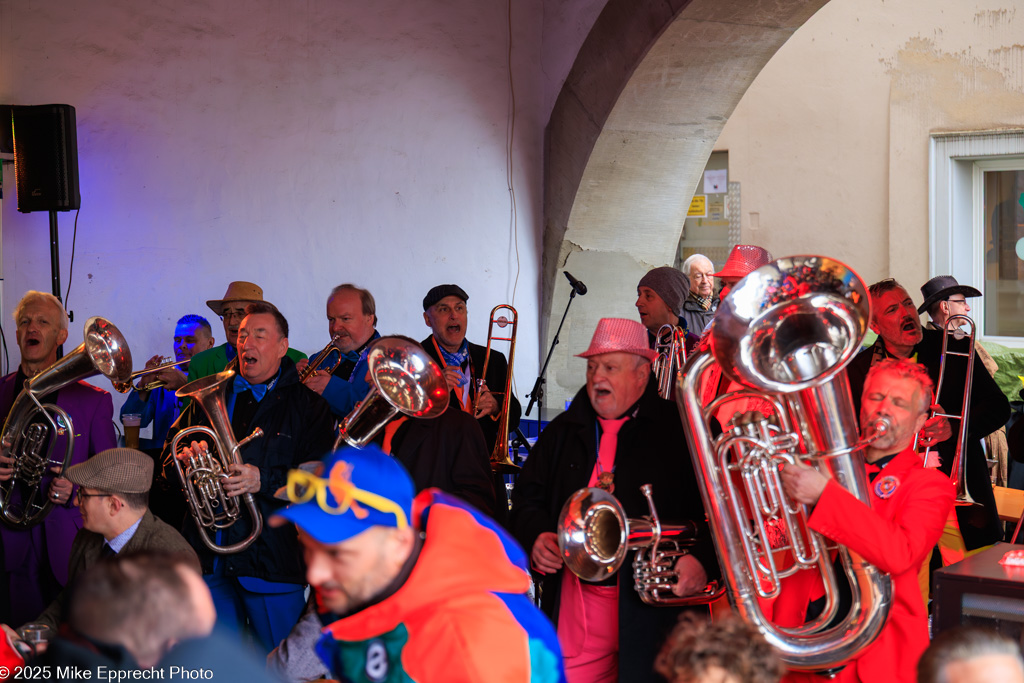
[12,104,81,212]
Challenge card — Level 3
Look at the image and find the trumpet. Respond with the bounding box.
[299,336,342,382]
[112,358,189,393]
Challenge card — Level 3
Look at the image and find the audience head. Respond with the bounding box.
[655,613,784,683]
[682,254,715,300]
[636,267,690,334]
[67,447,152,540]
[206,281,266,348]
[173,314,215,366]
[273,445,417,616]
[327,284,377,355]
[918,626,1024,683]
[422,284,469,353]
[578,318,656,419]
[68,551,215,668]
[13,291,69,373]
[918,275,980,329]
[237,302,289,384]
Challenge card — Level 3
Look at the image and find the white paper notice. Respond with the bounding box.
[703,169,727,194]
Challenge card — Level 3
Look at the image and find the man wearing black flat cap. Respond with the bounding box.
[920,275,1009,486]
[420,284,521,459]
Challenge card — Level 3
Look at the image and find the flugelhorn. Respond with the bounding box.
[171,370,264,554]
[299,335,342,382]
[558,484,724,605]
[651,324,687,400]
[676,255,892,671]
[112,358,189,393]
[922,313,977,506]
[479,305,519,473]
[334,337,448,449]
[0,317,132,529]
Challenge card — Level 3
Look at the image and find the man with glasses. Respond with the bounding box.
[186,281,306,383]
[920,275,1010,487]
[24,447,198,632]
[680,254,718,334]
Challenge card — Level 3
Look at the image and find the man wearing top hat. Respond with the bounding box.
[510,318,717,683]
[27,447,199,632]
[420,284,521,458]
[187,281,306,383]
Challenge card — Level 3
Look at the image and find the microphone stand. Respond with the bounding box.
[525,287,579,425]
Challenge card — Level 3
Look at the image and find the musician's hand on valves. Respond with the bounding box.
[224,463,261,497]
[295,358,309,375]
[302,372,330,396]
[531,532,564,575]
[780,462,829,506]
[47,476,73,505]
[473,385,499,419]
[670,555,708,597]
[0,451,14,482]
[155,367,187,391]
[918,411,952,448]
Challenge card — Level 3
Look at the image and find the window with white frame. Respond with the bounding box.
[930,130,1024,346]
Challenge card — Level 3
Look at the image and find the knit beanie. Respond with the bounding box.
[637,267,690,317]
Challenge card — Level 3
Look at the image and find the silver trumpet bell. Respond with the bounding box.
[558,484,722,605]
[0,317,132,529]
[334,337,448,449]
[676,255,893,671]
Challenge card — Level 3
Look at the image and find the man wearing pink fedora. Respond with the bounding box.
[510,318,717,683]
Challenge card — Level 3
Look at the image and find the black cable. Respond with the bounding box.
[63,207,81,311]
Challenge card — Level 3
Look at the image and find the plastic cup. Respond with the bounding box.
[122,413,142,449]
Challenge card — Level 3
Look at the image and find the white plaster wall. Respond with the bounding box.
[0,0,554,420]
[715,0,1024,289]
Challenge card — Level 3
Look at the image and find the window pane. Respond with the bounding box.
[983,169,1024,337]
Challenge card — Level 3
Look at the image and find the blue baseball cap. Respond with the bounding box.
[271,444,415,545]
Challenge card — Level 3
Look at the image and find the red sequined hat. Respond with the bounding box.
[577,318,658,362]
[713,245,773,279]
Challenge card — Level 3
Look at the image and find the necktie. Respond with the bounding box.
[100,543,116,558]
[233,375,268,402]
[590,416,629,492]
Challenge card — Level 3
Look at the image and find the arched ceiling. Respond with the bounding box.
[540,0,830,409]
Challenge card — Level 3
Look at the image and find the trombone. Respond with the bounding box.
[299,335,342,382]
[479,305,519,473]
[113,358,189,393]
[923,313,978,506]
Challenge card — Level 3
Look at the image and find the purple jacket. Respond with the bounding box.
[0,371,116,584]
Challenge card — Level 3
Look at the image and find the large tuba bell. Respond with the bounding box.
[171,370,264,554]
[675,255,893,671]
[334,337,448,449]
[0,317,133,529]
[558,484,723,605]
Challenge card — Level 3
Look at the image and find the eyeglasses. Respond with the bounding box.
[221,310,247,322]
[286,464,408,529]
[947,297,968,305]
[75,489,110,503]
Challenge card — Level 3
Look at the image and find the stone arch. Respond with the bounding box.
[540,0,829,410]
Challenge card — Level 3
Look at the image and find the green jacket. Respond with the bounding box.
[187,343,307,384]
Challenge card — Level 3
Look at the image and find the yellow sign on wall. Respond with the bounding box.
[688,195,706,217]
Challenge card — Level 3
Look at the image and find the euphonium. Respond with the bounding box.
[675,255,893,671]
[651,324,687,400]
[171,370,264,554]
[558,484,723,605]
[334,337,448,449]
[299,335,343,382]
[0,317,133,529]
[479,305,519,473]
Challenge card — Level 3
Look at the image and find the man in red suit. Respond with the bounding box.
[779,359,954,683]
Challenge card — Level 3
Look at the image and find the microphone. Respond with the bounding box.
[563,271,588,296]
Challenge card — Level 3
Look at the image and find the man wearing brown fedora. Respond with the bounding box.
[187,281,306,383]
[27,447,199,632]
[510,318,716,683]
